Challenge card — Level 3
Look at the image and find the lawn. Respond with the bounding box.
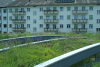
[0,32,100,67]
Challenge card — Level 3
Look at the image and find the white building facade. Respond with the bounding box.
[6,0,100,33]
[0,0,14,33]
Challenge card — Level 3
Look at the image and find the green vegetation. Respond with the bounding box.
[0,32,100,67]
[93,62,100,67]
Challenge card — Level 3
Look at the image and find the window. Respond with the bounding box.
[60,7,64,11]
[97,10,100,14]
[89,6,93,10]
[33,19,36,23]
[74,7,78,10]
[15,16,18,20]
[53,16,56,20]
[3,9,6,13]
[81,24,85,28]
[33,27,36,32]
[53,7,56,10]
[21,16,24,20]
[27,24,30,28]
[27,16,30,20]
[33,11,36,15]
[0,16,1,20]
[9,16,12,20]
[40,8,43,11]
[74,15,78,19]
[60,24,63,28]
[21,24,24,28]
[9,9,12,13]
[21,8,24,11]
[40,16,43,20]
[96,28,100,32]
[60,16,63,20]
[67,15,70,20]
[46,16,50,20]
[97,19,100,23]
[89,24,93,29]
[15,24,18,28]
[9,24,12,28]
[74,24,78,28]
[67,24,70,28]
[3,17,6,20]
[46,7,50,10]
[89,15,93,20]
[82,6,85,10]
[82,15,85,19]
[40,24,43,28]
[15,8,18,12]
[4,24,7,28]
[0,23,1,27]
[27,8,30,12]
[67,7,71,11]
[0,10,1,13]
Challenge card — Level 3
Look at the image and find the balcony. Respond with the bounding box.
[72,19,88,23]
[72,28,87,32]
[72,10,88,14]
[13,27,26,32]
[44,28,58,32]
[44,19,58,23]
[12,11,26,15]
[44,10,58,15]
[12,19,26,23]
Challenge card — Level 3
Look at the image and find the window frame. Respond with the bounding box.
[67,24,70,28]
[67,7,71,11]
[89,24,93,29]
[9,24,12,28]
[60,24,63,28]
[33,11,37,15]
[40,24,43,28]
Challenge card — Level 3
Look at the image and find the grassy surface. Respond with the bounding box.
[0,32,100,67]
[93,62,100,67]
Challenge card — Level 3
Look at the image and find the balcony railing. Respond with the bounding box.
[44,10,58,15]
[44,19,58,23]
[12,11,26,15]
[72,10,88,14]
[72,28,87,32]
[72,19,88,23]
[12,19,26,23]
[44,28,58,32]
[13,27,26,32]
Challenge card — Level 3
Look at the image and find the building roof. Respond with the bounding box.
[0,0,14,7]
[7,0,100,7]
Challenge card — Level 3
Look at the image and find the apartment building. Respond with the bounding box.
[6,0,100,33]
[0,0,14,33]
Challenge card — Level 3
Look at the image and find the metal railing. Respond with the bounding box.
[44,19,58,23]
[72,28,87,32]
[34,42,100,67]
[44,10,58,15]
[44,28,58,32]
[12,11,26,15]
[12,27,26,32]
[72,10,88,14]
[72,19,88,23]
[12,19,26,23]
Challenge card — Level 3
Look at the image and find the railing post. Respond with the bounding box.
[95,53,97,61]
[82,59,84,66]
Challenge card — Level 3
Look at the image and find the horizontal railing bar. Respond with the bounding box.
[34,42,100,67]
